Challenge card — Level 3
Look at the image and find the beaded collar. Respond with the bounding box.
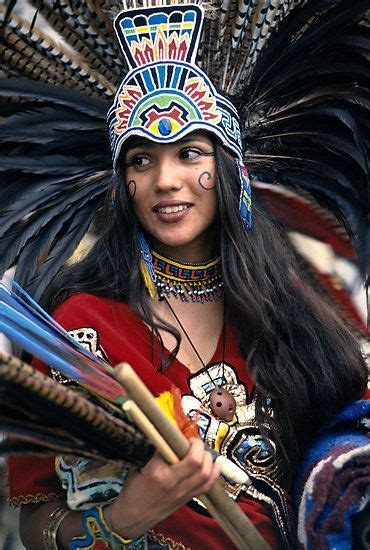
[152,250,223,303]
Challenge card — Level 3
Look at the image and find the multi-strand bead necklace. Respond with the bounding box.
[152,250,224,303]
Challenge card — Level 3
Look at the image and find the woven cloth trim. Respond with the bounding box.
[7,492,64,507]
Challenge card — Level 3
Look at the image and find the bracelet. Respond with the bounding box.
[70,504,146,549]
[43,506,70,550]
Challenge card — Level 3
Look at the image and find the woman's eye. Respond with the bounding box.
[180,148,201,160]
[127,155,151,167]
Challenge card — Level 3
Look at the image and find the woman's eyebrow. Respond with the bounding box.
[126,139,152,151]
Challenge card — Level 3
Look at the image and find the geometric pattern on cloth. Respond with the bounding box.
[296,400,370,549]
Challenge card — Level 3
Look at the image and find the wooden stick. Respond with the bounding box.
[113,363,271,550]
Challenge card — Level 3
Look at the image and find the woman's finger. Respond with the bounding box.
[171,438,208,480]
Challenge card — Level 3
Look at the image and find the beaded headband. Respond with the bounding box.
[107,3,251,227]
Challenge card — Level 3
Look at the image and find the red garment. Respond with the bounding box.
[8,293,280,548]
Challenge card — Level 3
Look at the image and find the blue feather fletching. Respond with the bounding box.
[0,282,125,403]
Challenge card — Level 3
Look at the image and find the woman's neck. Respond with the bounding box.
[151,230,219,264]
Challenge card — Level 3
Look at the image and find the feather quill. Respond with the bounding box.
[0,286,123,401]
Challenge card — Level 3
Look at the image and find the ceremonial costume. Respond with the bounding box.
[0,0,367,310]
[1,1,369,549]
[8,293,293,548]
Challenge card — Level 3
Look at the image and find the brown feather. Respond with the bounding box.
[0,352,154,466]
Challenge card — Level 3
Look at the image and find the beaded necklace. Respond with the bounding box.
[152,250,224,303]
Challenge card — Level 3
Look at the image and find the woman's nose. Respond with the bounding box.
[153,159,182,192]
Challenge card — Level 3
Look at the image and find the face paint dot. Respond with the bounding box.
[158,118,172,136]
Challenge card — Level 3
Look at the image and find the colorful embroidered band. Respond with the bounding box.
[139,230,157,299]
[152,250,223,302]
[70,505,145,549]
[107,3,251,227]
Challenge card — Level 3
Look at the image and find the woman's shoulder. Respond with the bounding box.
[51,293,132,326]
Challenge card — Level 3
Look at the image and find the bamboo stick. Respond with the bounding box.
[113,362,271,550]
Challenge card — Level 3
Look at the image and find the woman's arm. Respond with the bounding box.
[20,499,81,550]
[20,439,220,549]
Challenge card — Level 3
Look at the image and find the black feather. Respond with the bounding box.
[0,353,154,466]
[0,154,102,174]
[0,174,84,219]
[15,177,110,291]
[0,78,109,117]
[238,0,369,273]
[27,200,103,301]
[0,178,107,284]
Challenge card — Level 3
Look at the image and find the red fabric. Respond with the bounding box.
[8,293,278,547]
[153,499,276,549]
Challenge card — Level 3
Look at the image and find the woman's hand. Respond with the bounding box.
[19,439,219,549]
[109,437,220,540]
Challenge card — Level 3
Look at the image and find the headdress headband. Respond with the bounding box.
[107,3,251,226]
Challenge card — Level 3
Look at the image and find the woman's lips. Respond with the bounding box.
[153,204,192,223]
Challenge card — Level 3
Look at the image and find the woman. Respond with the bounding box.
[8,131,367,549]
[3,2,368,549]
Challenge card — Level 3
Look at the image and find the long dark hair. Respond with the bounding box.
[41,141,367,479]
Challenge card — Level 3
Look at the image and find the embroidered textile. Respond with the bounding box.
[296,400,370,549]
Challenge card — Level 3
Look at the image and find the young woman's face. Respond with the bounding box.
[123,132,217,259]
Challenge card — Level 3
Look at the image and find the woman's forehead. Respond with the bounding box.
[124,131,213,152]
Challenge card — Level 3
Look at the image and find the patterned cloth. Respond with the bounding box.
[295,399,370,549]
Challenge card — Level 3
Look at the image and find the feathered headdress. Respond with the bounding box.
[108,4,243,162]
[0,0,368,326]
